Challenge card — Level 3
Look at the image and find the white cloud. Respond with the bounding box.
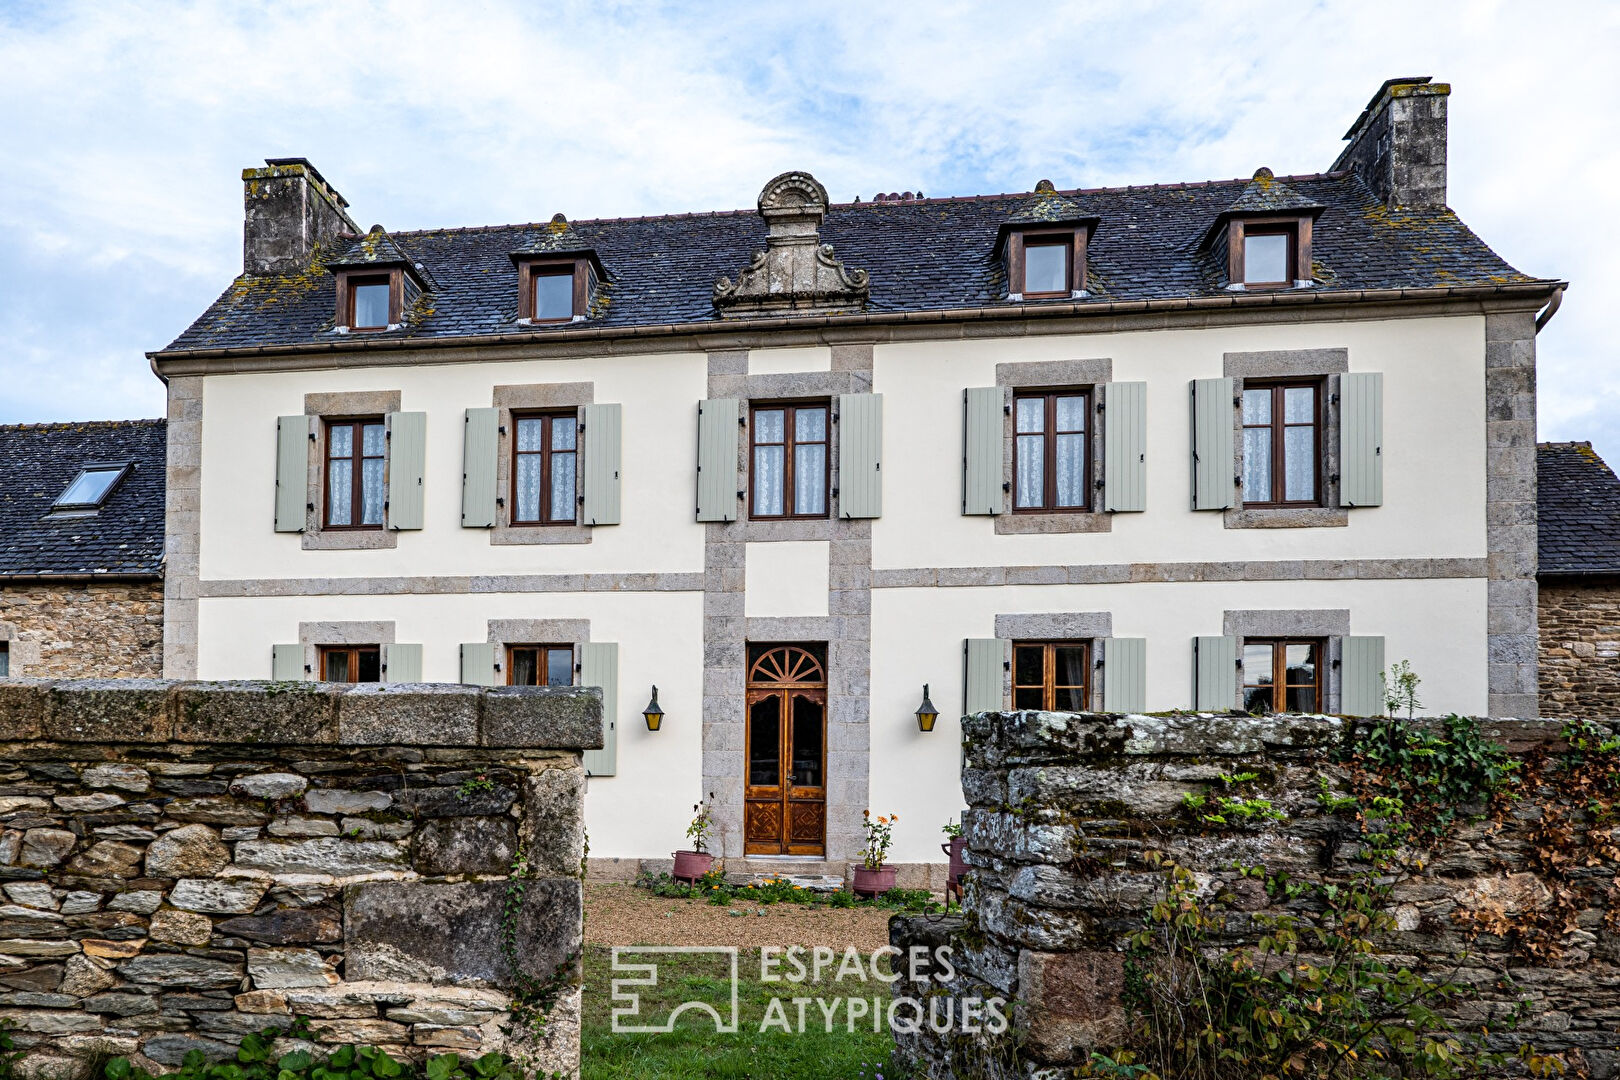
[1,0,1616,463]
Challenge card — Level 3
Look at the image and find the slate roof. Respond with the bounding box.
[0,420,166,579]
[161,169,1550,354]
[1538,442,1620,579]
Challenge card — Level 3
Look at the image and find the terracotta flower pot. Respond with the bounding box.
[672,850,715,882]
[852,864,897,897]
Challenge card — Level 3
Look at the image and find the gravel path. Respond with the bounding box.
[583,881,897,951]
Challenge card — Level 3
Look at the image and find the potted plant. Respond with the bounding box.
[940,818,967,903]
[852,810,898,897]
[672,797,716,882]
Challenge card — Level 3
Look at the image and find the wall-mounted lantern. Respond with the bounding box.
[642,686,665,731]
[915,684,939,732]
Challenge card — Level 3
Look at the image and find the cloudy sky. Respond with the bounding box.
[2,1,1616,461]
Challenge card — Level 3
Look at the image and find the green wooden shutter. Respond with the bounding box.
[580,642,619,777]
[275,416,310,533]
[1191,378,1235,510]
[964,638,1007,715]
[271,644,304,681]
[1194,636,1239,710]
[1339,373,1384,508]
[382,643,422,683]
[963,387,1004,515]
[461,407,498,528]
[1103,638,1147,713]
[696,398,740,522]
[386,411,427,530]
[1103,382,1147,512]
[581,403,623,526]
[1340,636,1386,717]
[837,393,883,519]
[460,643,497,686]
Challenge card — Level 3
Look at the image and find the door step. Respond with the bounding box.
[745,872,845,894]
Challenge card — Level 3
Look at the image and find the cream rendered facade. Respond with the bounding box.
[180,312,1495,867]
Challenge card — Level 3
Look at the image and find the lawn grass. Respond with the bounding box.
[580,945,903,1080]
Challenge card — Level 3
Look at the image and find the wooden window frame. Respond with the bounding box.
[1007,228,1087,299]
[1011,640,1093,711]
[1241,379,1323,509]
[1227,216,1312,290]
[319,644,381,684]
[1242,638,1324,714]
[1012,389,1093,513]
[337,271,399,331]
[748,400,831,521]
[322,417,387,531]
[516,258,589,323]
[509,410,578,526]
[504,644,576,687]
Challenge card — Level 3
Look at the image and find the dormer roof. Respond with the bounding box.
[1200,168,1325,249]
[508,214,606,274]
[327,225,430,289]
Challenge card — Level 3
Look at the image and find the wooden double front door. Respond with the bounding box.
[744,644,826,856]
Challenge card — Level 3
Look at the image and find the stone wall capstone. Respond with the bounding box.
[892,710,1620,1080]
[0,679,599,1079]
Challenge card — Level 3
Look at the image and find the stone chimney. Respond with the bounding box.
[241,158,359,275]
[1331,77,1451,210]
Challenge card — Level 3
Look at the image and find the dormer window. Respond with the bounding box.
[352,276,392,329]
[336,271,399,331]
[1007,229,1085,300]
[516,257,596,324]
[533,268,575,322]
[1241,225,1296,287]
[52,463,131,511]
[1210,170,1322,292]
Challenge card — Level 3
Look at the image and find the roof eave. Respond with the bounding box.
[0,571,163,585]
[149,280,1568,368]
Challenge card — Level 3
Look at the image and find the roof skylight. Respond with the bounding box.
[53,464,130,510]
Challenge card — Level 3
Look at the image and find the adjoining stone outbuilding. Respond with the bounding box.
[1539,441,1620,717]
[0,420,166,679]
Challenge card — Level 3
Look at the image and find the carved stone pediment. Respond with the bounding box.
[714,171,868,317]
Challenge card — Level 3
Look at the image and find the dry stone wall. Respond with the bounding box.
[892,710,1620,1080]
[0,679,598,1078]
[1541,581,1620,718]
[0,582,164,679]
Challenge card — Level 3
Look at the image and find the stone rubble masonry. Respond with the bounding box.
[0,582,163,679]
[1540,581,1620,718]
[892,709,1620,1080]
[0,679,595,1078]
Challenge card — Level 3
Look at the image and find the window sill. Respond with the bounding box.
[1007,290,1089,302]
[302,528,399,550]
[995,511,1112,535]
[1224,507,1347,529]
[1225,281,1314,292]
[492,523,591,545]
